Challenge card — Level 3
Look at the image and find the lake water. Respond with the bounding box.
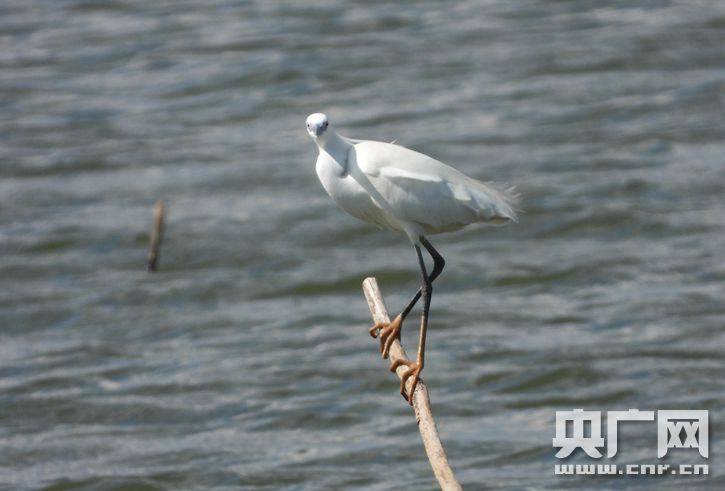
[1,1,724,489]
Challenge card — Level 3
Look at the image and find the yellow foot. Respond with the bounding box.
[368,314,403,359]
[390,357,423,405]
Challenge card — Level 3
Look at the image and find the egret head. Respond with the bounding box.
[306,113,329,139]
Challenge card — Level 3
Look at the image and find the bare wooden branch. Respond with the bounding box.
[363,277,462,491]
[146,200,165,272]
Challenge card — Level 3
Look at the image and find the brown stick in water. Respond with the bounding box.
[146,200,165,272]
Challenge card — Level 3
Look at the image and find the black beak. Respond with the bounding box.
[314,125,324,137]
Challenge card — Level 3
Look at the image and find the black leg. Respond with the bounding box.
[390,243,432,404]
[370,237,445,364]
[414,243,432,370]
[400,236,445,320]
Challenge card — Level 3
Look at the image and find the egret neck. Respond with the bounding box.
[315,129,351,176]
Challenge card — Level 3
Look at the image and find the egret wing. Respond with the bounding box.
[352,141,516,233]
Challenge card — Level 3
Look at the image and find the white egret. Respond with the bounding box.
[306,112,518,403]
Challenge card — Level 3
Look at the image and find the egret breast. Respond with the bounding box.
[315,153,400,231]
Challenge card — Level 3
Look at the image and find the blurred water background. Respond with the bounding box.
[1,1,725,489]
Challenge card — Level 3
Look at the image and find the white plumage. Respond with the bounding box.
[308,113,517,243]
[305,112,518,405]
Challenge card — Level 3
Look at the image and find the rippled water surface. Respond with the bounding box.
[2,1,725,489]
